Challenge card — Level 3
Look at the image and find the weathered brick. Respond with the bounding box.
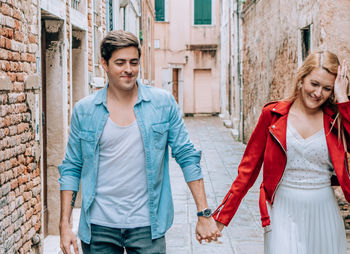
[9,200,15,212]
[28,34,36,44]
[30,198,36,207]
[0,48,8,60]
[1,183,11,196]
[10,40,25,52]
[6,191,15,203]
[11,209,18,222]
[0,197,7,209]
[0,209,4,220]
[1,4,12,17]
[10,178,18,189]
[14,218,22,231]
[22,191,31,202]
[8,125,16,135]
[0,94,8,104]
[15,196,23,208]
[3,215,11,229]
[13,230,21,243]
[4,38,11,50]
[33,202,40,214]
[14,20,20,31]
[12,9,21,21]
[32,186,40,197]
[4,235,14,252]
[12,52,20,61]
[32,177,40,187]
[14,31,24,42]
[22,239,31,253]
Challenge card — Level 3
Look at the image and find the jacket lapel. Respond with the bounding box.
[267,101,292,153]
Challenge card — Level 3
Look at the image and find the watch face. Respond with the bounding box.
[204,209,212,217]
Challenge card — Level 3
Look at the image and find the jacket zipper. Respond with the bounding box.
[215,192,232,218]
[345,153,350,180]
[269,130,287,203]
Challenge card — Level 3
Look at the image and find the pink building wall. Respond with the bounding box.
[154,0,221,114]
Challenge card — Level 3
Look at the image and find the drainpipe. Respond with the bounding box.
[236,0,244,142]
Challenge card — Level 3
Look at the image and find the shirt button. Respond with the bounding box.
[272,108,276,111]
[272,125,275,128]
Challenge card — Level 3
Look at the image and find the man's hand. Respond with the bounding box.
[195,216,222,244]
[59,222,79,254]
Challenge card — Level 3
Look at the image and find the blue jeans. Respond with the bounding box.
[81,224,166,254]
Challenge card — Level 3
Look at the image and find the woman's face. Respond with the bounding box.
[300,68,336,110]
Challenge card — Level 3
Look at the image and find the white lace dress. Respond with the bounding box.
[264,120,347,254]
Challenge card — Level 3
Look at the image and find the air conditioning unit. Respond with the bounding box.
[91,77,105,88]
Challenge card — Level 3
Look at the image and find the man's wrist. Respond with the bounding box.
[197,208,212,218]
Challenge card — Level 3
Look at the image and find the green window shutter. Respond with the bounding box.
[194,0,212,25]
[155,0,165,21]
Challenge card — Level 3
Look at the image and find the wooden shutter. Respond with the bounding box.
[194,0,212,25]
[155,0,165,21]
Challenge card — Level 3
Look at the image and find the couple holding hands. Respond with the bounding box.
[59,30,349,254]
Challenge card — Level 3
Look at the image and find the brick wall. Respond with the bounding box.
[0,1,41,253]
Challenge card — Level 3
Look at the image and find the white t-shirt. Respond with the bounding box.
[90,118,151,228]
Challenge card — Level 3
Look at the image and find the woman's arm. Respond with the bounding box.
[212,105,272,226]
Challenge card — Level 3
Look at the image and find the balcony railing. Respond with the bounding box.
[71,0,81,10]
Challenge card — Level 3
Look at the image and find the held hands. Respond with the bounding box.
[195,216,223,244]
[335,60,350,103]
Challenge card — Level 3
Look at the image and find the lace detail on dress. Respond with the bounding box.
[280,119,334,189]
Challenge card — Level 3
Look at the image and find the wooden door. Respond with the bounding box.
[172,68,179,103]
[194,69,212,113]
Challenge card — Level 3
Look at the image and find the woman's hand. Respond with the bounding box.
[334,60,350,103]
[216,221,225,232]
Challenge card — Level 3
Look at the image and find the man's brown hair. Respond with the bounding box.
[100,30,141,63]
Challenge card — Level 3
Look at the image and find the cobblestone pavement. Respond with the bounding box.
[166,116,350,254]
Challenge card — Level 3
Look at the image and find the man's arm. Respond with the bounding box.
[59,190,79,254]
[58,106,83,254]
[166,94,221,243]
[187,179,222,243]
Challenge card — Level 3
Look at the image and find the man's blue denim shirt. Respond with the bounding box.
[58,81,202,243]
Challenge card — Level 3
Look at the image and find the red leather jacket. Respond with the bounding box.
[213,100,350,228]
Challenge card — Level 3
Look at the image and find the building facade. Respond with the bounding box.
[154,0,221,115]
[1,0,154,253]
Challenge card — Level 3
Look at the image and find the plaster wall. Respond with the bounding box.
[241,0,319,141]
[154,0,221,114]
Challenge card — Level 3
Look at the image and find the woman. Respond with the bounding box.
[212,50,350,254]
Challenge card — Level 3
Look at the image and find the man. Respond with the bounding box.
[59,30,220,254]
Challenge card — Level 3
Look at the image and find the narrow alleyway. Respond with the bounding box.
[166,116,350,254]
[166,116,264,254]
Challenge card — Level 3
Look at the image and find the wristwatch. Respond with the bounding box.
[197,208,212,218]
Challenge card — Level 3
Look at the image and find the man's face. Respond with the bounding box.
[102,46,139,91]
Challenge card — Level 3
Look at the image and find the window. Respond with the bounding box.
[301,26,311,60]
[155,0,165,21]
[194,0,212,25]
[107,0,114,31]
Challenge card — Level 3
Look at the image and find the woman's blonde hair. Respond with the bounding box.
[288,50,339,104]
[287,50,348,151]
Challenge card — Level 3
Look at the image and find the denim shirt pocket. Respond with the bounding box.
[151,122,170,150]
[79,131,96,159]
